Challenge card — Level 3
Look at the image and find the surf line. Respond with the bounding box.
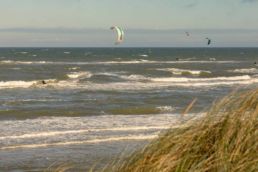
[0,126,169,140]
[0,135,158,150]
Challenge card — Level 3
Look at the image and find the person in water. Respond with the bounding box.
[42,80,47,85]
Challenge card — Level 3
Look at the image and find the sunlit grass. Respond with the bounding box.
[106,88,258,172]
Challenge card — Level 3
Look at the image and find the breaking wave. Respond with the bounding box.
[150,75,252,82]
[67,71,92,79]
[0,114,180,150]
[0,126,169,140]
[228,68,258,74]
[0,60,244,66]
[157,68,211,76]
[0,134,158,150]
[0,60,48,65]
[0,79,57,89]
[109,106,175,115]
[0,75,257,90]
[0,81,37,89]
[157,106,176,113]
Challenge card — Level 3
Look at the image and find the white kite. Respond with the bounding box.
[110,26,124,44]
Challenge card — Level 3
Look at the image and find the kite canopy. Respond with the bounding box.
[206,38,211,45]
[110,26,124,44]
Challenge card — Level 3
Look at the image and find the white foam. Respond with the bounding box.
[120,74,149,81]
[11,67,21,70]
[108,60,156,64]
[179,57,197,61]
[150,75,252,82]
[81,75,258,90]
[19,52,28,54]
[0,79,57,89]
[23,76,258,90]
[157,106,176,113]
[0,81,37,89]
[69,67,80,70]
[0,114,178,139]
[67,71,92,79]
[76,79,258,91]
[0,60,244,66]
[168,80,258,87]
[0,60,47,65]
[0,126,169,140]
[0,134,157,150]
[95,72,121,77]
[157,68,211,75]
[0,75,257,90]
[90,60,241,65]
[0,114,198,151]
[139,54,149,57]
[228,68,258,74]
[92,73,154,82]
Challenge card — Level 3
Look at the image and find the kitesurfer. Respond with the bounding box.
[206,38,211,45]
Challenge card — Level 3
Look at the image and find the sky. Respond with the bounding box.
[0,0,258,47]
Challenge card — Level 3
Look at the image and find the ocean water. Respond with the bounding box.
[0,48,258,171]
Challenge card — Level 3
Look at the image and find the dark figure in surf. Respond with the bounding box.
[42,80,47,85]
[254,61,257,65]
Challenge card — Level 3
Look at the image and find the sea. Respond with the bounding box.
[0,48,258,171]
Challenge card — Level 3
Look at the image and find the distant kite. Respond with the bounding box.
[206,38,211,45]
[110,26,124,44]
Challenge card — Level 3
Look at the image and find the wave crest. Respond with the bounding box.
[157,68,212,76]
[228,68,258,74]
[67,71,92,79]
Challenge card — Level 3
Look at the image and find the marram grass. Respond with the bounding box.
[104,88,258,172]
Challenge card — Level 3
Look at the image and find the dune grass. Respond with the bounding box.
[104,88,258,172]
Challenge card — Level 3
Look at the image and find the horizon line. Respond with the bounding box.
[0,27,258,33]
[0,46,258,48]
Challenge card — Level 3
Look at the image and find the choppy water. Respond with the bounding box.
[0,48,258,171]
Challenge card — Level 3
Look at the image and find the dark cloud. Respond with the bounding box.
[183,0,199,8]
[184,2,198,8]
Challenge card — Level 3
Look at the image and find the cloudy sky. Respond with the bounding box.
[0,0,258,47]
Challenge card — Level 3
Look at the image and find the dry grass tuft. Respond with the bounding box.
[107,88,258,172]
